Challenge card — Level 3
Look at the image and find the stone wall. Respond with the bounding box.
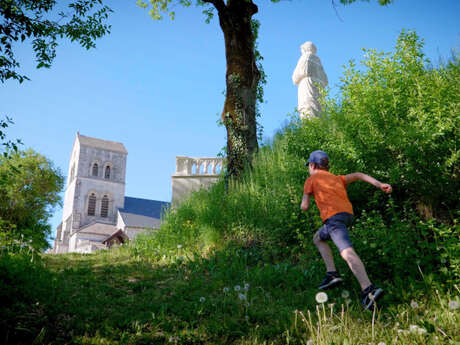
[171,156,224,206]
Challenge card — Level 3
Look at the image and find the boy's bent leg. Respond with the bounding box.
[313,231,336,272]
[340,247,371,290]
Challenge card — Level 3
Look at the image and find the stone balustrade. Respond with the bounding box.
[174,156,224,176]
[172,156,225,206]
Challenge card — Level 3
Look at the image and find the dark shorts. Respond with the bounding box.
[317,212,353,252]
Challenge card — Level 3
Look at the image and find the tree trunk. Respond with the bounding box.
[216,0,260,179]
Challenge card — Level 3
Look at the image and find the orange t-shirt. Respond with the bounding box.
[304,170,353,222]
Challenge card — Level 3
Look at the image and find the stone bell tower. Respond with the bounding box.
[53,132,128,253]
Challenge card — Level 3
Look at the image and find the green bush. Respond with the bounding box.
[286,30,459,219]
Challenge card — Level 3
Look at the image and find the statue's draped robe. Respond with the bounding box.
[292,53,328,119]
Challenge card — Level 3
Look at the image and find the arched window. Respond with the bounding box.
[104,165,111,179]
[92,163,99,177]
[101,195,109,218]
[88,193,96,216]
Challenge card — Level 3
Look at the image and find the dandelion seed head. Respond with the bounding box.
[346,298,352,304]
[244,302,250,307]
[409,325,426,334]
[223,287,230,293]
[315,292,328,303]
[238,293,246,301]
[234,285,241,291]
[199,297,206,303]
[409,325,419,333]
[410,300,419,308]
[448,300,459,310]
[341,290,350,298]
[244,283,250,291]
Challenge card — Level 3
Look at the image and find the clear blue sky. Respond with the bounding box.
[1,0,459,241]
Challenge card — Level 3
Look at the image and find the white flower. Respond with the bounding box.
[346,298,352,305]
[377,342,386,345]
[244,302,250,307]
[448,300,459,310]
[223,287,230,293]
[409,325,427,335]
[199,297,206,303]
[315,292,328,303]
[244,283,250,291]
[177,244,182,249]
[238,293,246,301]
[234,285,241,291]
[409,325,418,333]
[341,290,350,298]
[410,300,419,308]
[306,340,314,345]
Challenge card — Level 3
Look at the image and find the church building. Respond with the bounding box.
[52,133,170,253]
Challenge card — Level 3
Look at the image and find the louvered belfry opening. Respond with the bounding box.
[88,193,96,216]
[104,165,110,179]
[101,195,109,218]
[92,163,99,177]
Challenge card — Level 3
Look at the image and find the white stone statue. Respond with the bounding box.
[292,41,328,119]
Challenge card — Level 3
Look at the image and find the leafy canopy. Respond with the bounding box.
[0,149,64,252]
[0,0,112,83]
[136,0,392,21]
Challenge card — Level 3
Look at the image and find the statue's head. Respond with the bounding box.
[301,41,317,55]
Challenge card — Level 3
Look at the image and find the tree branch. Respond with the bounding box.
[202,0,227,14]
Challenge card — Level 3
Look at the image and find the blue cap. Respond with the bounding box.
[306,150,329,166]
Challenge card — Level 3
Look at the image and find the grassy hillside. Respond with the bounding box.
[0,248,459,344]
[1,31,459,345]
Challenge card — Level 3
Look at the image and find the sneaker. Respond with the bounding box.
[362,285,384,310]
[318,271,343,290]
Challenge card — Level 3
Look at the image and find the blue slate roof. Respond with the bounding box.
[120,197,170,220]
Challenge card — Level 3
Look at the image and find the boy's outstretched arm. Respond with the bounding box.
[300,194,310,211]
[345,172,393,194]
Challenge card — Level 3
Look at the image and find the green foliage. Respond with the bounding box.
[0,149,64,252]
[0,116,21,155]
[291,30,459,219]
[0,0,112,83]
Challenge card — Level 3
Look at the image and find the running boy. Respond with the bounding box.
[300,150,392,310]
